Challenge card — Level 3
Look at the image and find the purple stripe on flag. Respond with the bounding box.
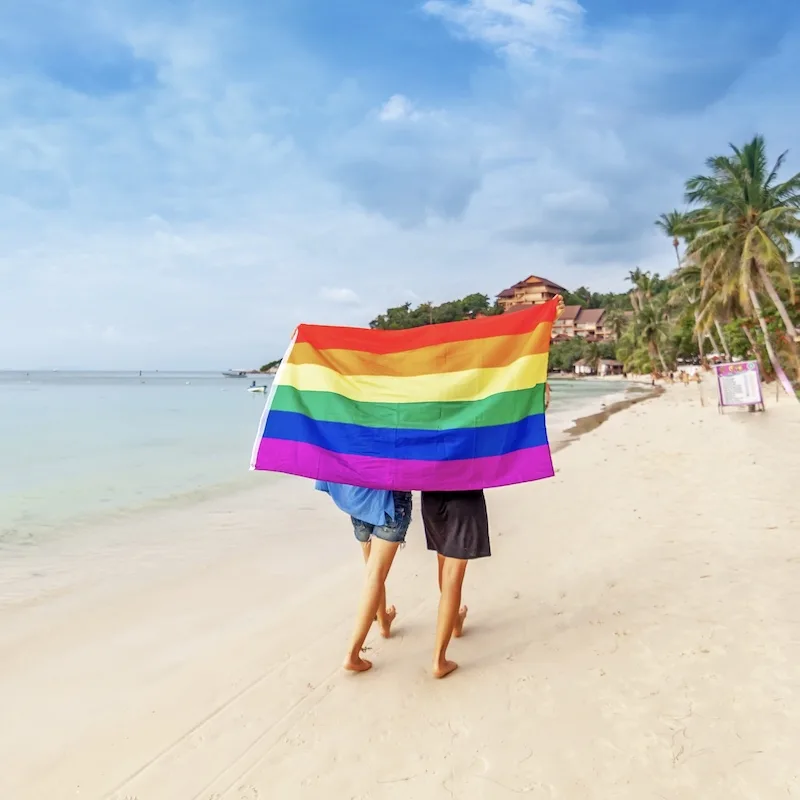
[253,438,554,491]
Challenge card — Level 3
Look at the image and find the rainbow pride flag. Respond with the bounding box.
[251,298,558,491]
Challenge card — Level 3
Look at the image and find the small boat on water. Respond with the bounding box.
[222,370,248,378]
[248,385,269,393]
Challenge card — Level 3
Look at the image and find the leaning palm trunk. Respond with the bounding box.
[742,325,767,377]
[693,312,705,363]
[706,328,720,355]
[714,319,731,361]
[652,343,668,373]
[749,289,797,398]
[754,261,797,339]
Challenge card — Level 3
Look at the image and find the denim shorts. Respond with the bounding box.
[351,492,412,544]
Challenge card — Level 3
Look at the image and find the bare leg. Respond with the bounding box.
[437,553,467,637]
[344,538,400,672]
[433,557,468,678]
[361,541,396,637]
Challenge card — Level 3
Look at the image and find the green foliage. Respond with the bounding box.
[549,338,615,372]
[371,284,633,339]
[722,320,752,360]
[369,293,502,330]
[259,359,281,372]
[563,287,632,310]
[603,308,632,340]
[616,325,653,374]
[548,338,587,372]
[583,341,602,371]
[634,135,800,388]
[679,134,800,386]
[368,284,634,371]
[670,313,700,361]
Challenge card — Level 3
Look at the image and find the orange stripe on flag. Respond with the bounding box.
[287,325,552,376]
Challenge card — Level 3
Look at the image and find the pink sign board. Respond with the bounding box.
[714,361,764,407]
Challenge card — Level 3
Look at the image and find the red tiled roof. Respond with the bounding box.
[576,308,606,326]
[504,303,536,313]
[554,304,582,322]
[497,274,568,297]
[520,275,568,292]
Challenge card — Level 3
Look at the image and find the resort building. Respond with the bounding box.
[496,275,568,312]
[497,275,619,341]
[574,308,608,341]
[551,305,582,339]
[552,306,612,341]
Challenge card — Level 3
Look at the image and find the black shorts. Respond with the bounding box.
[421,490,491,560]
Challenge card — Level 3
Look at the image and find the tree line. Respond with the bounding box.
[368,289,633,332]
[369,290,628,373]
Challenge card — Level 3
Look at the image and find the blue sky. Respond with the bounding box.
[1,0,799,368]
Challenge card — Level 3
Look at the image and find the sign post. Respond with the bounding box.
[714,361,765,413]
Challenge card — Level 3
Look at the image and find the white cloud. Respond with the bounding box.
[320,287,361,305]
[1,0,797,370]
[378,94,418,122]
[422,0,584,53]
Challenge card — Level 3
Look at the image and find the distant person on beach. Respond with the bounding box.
[316,482,411,672]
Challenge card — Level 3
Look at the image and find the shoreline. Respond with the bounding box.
[2,379,632,553]
[0,380,637,608]
[556,384,665,449]
[2,382,799,798]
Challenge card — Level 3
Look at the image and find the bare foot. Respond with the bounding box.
[379,605,397,639]
[343,654,373,673]
[432,659,459,679]
[453,605,468,638]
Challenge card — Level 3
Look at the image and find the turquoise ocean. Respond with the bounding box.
[0,371,631,548]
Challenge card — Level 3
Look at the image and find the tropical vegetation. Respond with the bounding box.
[370,291,626,373]
[636,135,799,394]
[266,136,799,394]
[369,293,503,329]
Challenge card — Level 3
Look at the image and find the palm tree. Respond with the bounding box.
[626,269,659,315]
[699,272,739,360]
[685,135,800,342]
[583,341,602,373]
[670,264,711,362]
[616,326,651,375]
[684,136,800,393]
[675,260,738,360]
[625,268,645,313]
[603,308,630,341]
[636,300,670,373]
[655,210,688,268]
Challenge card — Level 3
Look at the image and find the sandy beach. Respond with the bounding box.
[2,380,799,799]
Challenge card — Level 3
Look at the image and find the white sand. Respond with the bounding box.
[2,381,799,799]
